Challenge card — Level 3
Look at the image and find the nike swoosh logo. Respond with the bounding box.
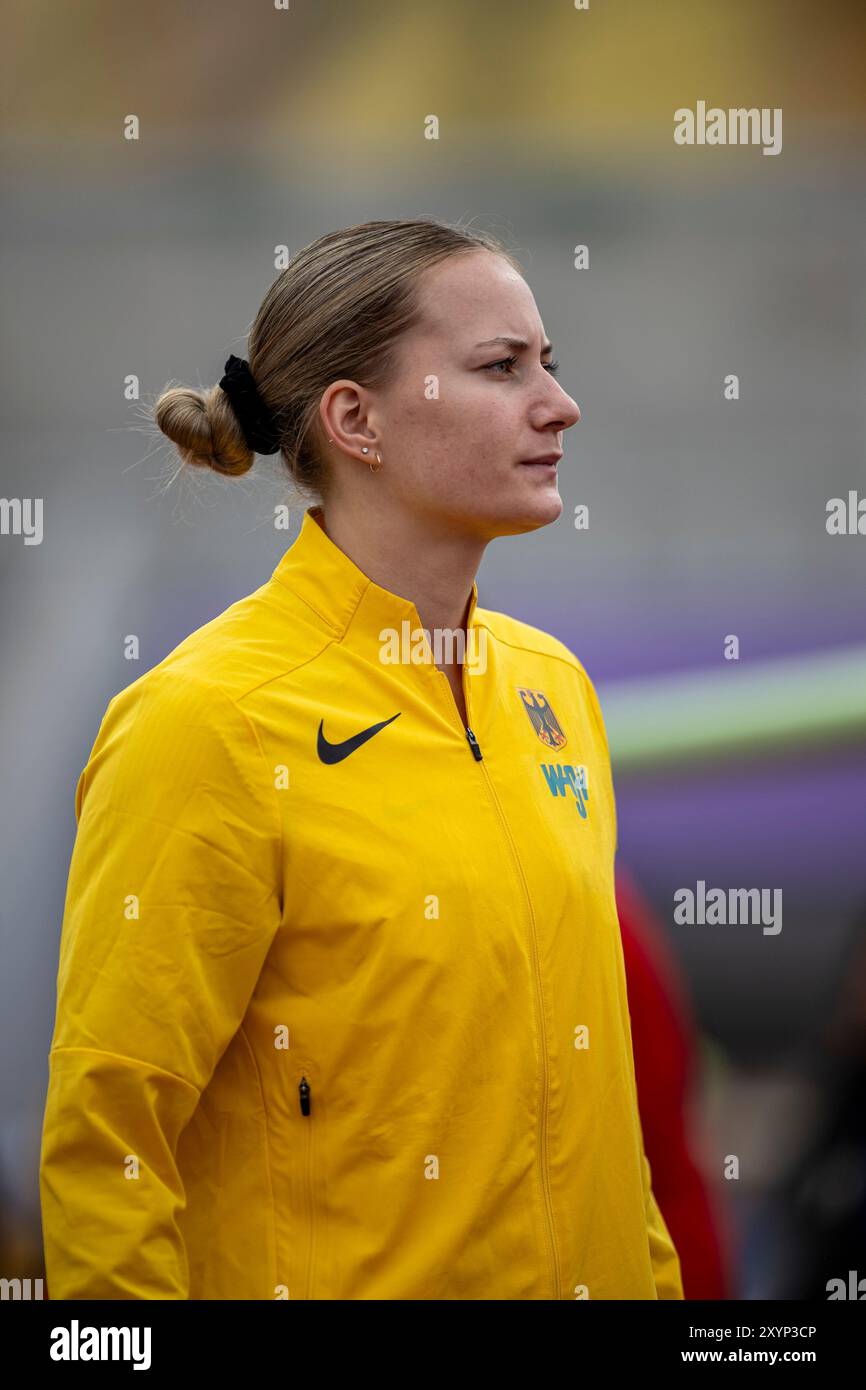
[317,712,401,764]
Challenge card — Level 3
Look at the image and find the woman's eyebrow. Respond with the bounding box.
[474,335,554,354]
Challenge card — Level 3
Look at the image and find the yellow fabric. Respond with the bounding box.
[40,504,683,1300]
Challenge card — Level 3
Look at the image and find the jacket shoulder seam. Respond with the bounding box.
[269,574,348,638]
[232,634,342,706]
[474,619,586,675]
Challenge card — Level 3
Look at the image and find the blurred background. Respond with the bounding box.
[2,0,865,1299]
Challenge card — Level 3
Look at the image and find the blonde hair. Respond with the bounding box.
[152,217,521,499]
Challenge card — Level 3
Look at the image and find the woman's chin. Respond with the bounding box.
[517,481,563,526]
[483,485,563,537]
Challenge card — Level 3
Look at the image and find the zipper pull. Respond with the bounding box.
[465,726,483,761]
[299,1076,311,1116]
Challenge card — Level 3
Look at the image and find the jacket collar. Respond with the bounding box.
[269,504,480,644]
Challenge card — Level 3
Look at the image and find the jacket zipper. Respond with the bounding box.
[465,726,482,760]
[298,1073,317,1299]
[436,661,562,1299]
[435,669,483,760]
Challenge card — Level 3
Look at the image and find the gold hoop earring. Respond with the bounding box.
[369,452,382,473]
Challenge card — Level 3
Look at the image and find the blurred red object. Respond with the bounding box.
[616,863,734,1299]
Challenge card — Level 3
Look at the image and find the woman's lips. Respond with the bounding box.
[519,453,562,467]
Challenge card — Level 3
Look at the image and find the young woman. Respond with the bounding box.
[39,218,683,1301]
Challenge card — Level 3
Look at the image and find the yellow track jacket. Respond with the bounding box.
[40,504,683,1301]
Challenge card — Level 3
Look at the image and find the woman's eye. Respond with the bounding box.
[485,356,561,377]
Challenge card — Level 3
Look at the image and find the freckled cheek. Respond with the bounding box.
[440,395,507,448]
[395,388,510,459]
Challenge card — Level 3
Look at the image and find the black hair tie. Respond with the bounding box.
[218,354,281,455]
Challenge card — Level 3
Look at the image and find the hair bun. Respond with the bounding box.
[153,383,255,476]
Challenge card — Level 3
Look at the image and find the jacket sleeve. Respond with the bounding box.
[575,658,684,1298]
[640,1147,685,1299]
[39,669,283,1299]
